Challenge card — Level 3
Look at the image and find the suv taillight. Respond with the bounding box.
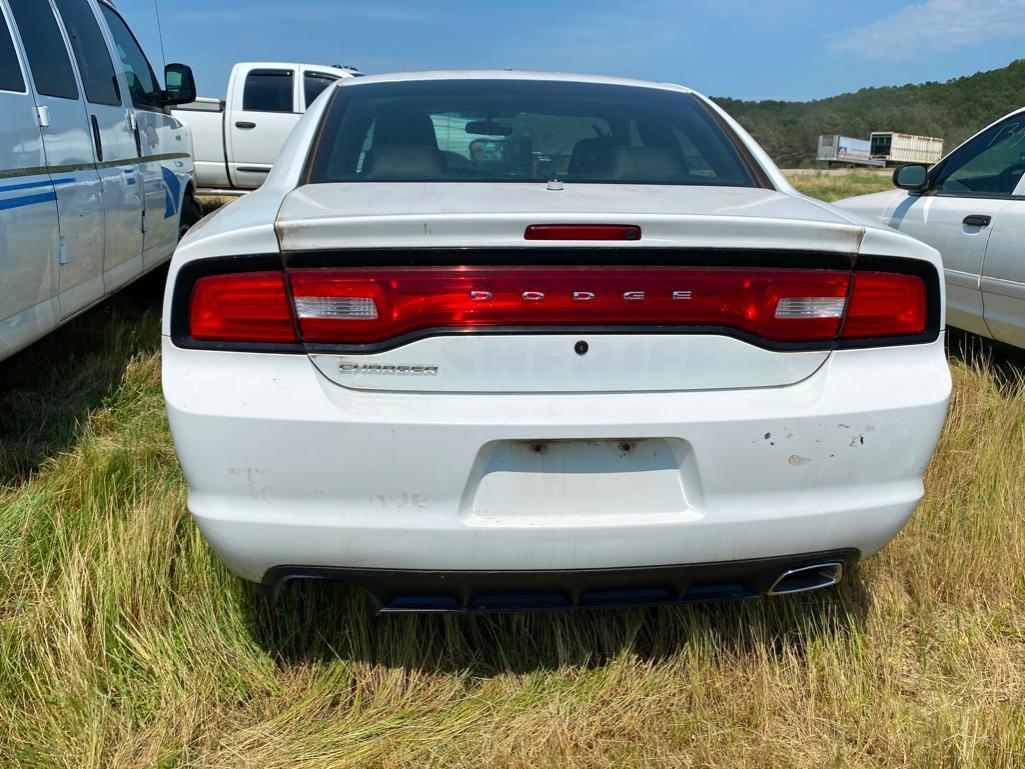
[181,264,932,349]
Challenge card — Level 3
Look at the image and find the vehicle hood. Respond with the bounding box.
[275,182,869,253]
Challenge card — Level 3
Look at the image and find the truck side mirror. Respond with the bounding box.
[164,63,196,106]
[893,163,929,191]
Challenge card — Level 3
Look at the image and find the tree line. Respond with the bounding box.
[712,59,1025,168]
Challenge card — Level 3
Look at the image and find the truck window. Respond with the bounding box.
[8,0,79,100]
[99,4,161,111]
[0,10,24,93]
[54,0,120,106]
[303,72,337,108]
[244,69,294,113]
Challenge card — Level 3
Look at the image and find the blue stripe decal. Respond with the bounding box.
[0,191,57,211]
[0,177,74,194]
[161,166,181,219]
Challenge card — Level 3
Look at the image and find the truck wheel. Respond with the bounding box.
[179,197,203,240]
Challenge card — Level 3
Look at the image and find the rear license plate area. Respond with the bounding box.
[461,438,700,523]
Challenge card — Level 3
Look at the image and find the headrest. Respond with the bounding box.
[372,110,439,148]
[609,146,687,182]
[361,145,447,180]
[568,137,615,178]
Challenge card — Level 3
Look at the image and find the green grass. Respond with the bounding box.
[1,175,1024,767]
[786,170,895,202]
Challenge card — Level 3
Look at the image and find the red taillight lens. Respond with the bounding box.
[842,271,927,339]
[181,265,933,348]
[189,272,297,343]
[525,225,642,241]
[288,267,851,344]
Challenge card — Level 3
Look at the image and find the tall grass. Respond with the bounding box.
[1,178,1023,767]
[784,170,895,202]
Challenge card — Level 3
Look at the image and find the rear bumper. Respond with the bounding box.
[264,549,858,612]
[163,334,951,586]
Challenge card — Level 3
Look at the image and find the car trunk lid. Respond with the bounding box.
[275,182,864,253]
[273,183,866,394]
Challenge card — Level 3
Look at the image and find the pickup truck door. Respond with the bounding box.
[0,3,61,355]
[885,114,1025,338]
[54,0,144,294]
[979,172,1025,348]
[226,65,300,189]
[9,0,105,321]
[99,3,186,272]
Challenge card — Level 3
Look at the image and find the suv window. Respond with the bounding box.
[0,10,24,93]
[244,69,294,112]
[934,116,1025,196]
[303,71,337,108]
[99,4,161,111]
[54,0,120,106]
[308,79,759,187]
[9,0,78,100]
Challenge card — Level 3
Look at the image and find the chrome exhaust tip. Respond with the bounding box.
[767,561,844,596]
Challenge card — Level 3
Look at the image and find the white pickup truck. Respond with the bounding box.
[171,62,359,194]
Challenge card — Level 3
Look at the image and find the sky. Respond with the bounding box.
[117,0,1025,103]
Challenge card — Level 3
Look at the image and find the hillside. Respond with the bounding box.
[713,59,1025,168]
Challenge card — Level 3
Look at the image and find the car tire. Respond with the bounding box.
[179,197,203,240]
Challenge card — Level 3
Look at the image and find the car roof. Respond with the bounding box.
[335,70,695,95]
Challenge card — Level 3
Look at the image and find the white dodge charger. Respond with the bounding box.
[163,71,951,612]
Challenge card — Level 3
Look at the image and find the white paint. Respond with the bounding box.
[0,0,195,362]
[836,105,1025,348]
[310,334,828,393]
[171,62,358,193]
[163,71,952,588]
[164,337,951,580]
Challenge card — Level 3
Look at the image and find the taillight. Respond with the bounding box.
[842,271,927,339]
[525,225,642,241]
[189,272,297,343]
[288,267,851,344]
[178,263,935,350]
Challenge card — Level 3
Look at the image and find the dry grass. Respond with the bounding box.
[197,195,236,215]
[1,175,1023,768]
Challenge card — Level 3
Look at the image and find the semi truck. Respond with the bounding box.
[816,135,884,168]
[171,62,360,194]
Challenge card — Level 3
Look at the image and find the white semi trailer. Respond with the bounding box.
[816,135,885,168]
[870,132,944,166]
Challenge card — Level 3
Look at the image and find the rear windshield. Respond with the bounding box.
[307,79,761,187]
